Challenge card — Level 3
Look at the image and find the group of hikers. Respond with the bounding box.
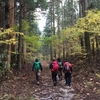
[32,57,72,87]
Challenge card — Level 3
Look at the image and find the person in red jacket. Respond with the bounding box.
[49,57,59,86]
[63,60,72,87]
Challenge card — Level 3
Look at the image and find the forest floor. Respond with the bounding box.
[0,60,100,100]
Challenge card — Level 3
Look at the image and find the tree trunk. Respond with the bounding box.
[95,36,99,53]
[84,32,91,52]
[79,0,89,17]
[22,3,27,67]
[0,2,5,27]
[17,0,23,70]
[9,0,14,27]
[79,36,84,52]
[71,0,74,25]
[7,43,11,71]
[61,5,65,61]
[52,0,56,57]
[91,39,95,57]
[50,0,53,60]
[84,32,91,61]
[6,0,14,71]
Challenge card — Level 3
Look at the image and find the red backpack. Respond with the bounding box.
[52,61,59,72]
[64,62,72,73]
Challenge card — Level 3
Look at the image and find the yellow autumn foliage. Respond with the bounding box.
[43,9,100,55]
[0,28,24,44]
[75,9,100,34]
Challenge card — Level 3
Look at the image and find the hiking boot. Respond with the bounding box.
[65,83,68,86]
[37,81,39,85]
[60,76,62,80]
[53,82,56,86]
[58,78,60,81]
[66,86,70,88]
[58,77,61,81]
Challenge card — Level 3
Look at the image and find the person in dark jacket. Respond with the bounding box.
[49,57,59,86]
[63,60,72,87]
[32,59,42,85]
[57,58,63,80]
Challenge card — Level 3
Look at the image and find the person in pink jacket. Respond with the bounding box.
[63,60,72,87]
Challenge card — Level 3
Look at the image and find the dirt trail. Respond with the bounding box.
[31,61,75,100]
[0,61,75,100]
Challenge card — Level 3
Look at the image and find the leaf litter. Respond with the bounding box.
[0,60,100,100]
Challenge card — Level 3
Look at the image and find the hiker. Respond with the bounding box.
[57,58,63,80]
[32,59,43,85]
[49,57,59,86]
[63,60,72,87]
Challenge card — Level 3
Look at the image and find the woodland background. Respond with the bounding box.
[0,0,100,92]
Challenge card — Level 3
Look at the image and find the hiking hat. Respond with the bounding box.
[52,57,56,61]
[35,58,38,62]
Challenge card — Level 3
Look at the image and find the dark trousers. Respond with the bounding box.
[51,72,57,83]
[64,73,71,86]
[35,71,39,82]
[58,69,62,80]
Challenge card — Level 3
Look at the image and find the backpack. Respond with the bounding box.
[64,62,71,73]
[34,62,40,71]
[52,61,59,72]
[58,62,63,69]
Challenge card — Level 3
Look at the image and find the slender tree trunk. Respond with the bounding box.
[91,39,95,57]
[79,36,84,52]
[70,0,74,25]
[9,0,14,27]
[50,0,53,60]
[95,36,99,53]
[84,32,91,61]
[7,42,11,71]
[52,0,56,58]
[63,5,66,60]
[56,0,60,58]
[84,32,91,52]
[22,3,26,67]
[0,2,5,27]
[79,0,82,17]
[6,0,14,71]
[79,0,92,61]
[61,5,65,61]
[17,0,23,70]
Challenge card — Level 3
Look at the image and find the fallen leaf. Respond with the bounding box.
[87,93,90,95]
